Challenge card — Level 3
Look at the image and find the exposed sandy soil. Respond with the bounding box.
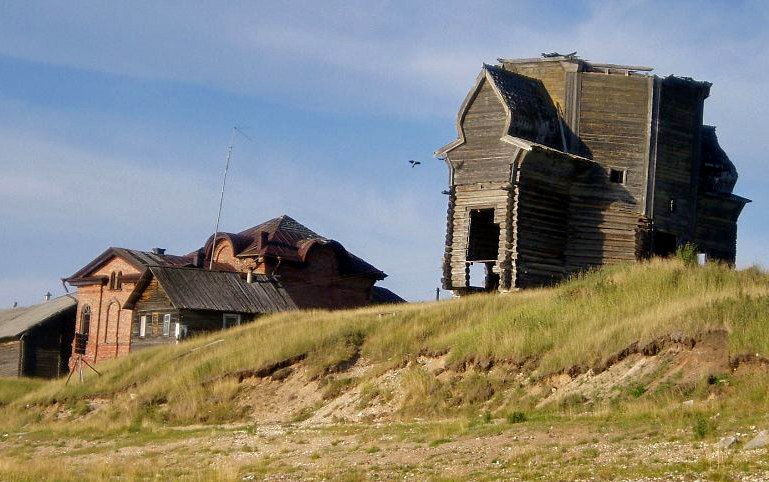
[5,330,769,481]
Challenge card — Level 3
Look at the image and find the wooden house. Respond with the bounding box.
[436,54,750,293]
[123,267,296,350]
[0,295,76,378]
[64,214,398,366]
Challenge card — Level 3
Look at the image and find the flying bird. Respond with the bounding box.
[408,160,421,168]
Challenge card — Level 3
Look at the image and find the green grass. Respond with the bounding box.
[0,378,44,406]
[1,259,769,432]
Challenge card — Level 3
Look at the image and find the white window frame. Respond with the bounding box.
[162,314,171,337]
[139,315,147,338]
[222,313,241,330]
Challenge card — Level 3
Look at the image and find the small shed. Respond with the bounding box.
[0,295,77,378]
[124,267,296,350]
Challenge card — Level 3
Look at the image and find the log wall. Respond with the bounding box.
[652,78,706,239]
[513,151,575,287]
[444,76,518,290]
[448,183,512,289]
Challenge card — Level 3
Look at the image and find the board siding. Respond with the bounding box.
[652,78,706,241]
[578,73,652,210]
[450,79,517,186]
[441,60,746,295]
[0,341,21,377]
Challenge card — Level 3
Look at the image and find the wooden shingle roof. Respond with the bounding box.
[482,64,561,149]
[124,267,297,314]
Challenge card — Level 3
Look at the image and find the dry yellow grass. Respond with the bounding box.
[1,259,768,431]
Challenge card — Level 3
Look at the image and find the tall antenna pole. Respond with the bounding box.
[209,127,242,270]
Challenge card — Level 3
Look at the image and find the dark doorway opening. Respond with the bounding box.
[467,209,499,262]
[653,231,677,257]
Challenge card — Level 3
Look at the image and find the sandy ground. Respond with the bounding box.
[2,418,769,481]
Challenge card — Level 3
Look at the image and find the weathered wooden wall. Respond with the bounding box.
[448,182,512,289]
[0,341,20,377]
[651,78,706,240]
[451,79,517,185]
[566,163,649,270]
[578,73,652,210]
[513,150,648,287]
[444,76,518,290]
[130,277,258,351]
[442,58,745,293]
[513,151,574,287]
[130,277,178,351]
[694,195,742,263]
[22,310,75,378]
[503,61,568,112]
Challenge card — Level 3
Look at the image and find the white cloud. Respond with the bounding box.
[0,109,447,305]
[0,0,767,304]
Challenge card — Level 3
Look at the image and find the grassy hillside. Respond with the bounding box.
[2,259,769,481]
[2,258,768,429]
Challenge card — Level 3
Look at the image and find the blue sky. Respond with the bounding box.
[0,1,767,306]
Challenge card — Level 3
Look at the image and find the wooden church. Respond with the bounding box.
[436,53,749,293]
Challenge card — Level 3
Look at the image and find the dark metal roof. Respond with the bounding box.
[371,286,406,304]
[204,215,386,280]
[700,126,740,195]
[124,267,297,314]
[0,295,77,340]
[66,247,195,283]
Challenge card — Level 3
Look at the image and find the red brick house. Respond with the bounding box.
[203,215,391,309]
[64,215,400,366]
[64,248,195,364]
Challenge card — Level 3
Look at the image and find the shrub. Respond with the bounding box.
[481,410,492,424]
[676,242,699,267]
[627,384,646,398]
[506,411,526,424]
[692,415,714,440]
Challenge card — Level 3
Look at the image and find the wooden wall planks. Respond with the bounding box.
[441,59,745,293]
[0,341,20,377]
[451,80,517,185]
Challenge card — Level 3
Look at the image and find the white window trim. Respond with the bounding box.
[162,314,171,337]
[139,315,147,338]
